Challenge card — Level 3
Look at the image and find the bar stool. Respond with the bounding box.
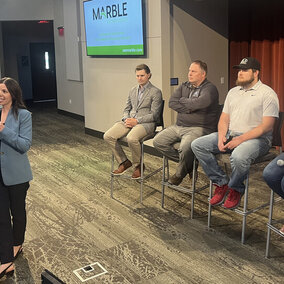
[161,149,206,219]
[208,112,284,244]
[110,101,164,203]
[161,104,223,218]
[265,192,283,258]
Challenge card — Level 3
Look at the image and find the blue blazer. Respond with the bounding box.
[0,108,33,186]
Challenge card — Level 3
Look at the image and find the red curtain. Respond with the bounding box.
[229,0,284,147]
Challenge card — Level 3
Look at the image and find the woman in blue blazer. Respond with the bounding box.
[0,77,32,279]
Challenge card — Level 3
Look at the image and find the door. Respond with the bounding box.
[30,43,57,102]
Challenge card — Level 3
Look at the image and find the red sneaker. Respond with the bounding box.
[223,188,241,209]
[210,184,229,206]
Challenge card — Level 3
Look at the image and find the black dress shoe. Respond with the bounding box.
[0,262,14,279]
[168,174,183,186]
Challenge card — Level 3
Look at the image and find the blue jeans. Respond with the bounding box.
[191,132,271,193]
[263,153,284,199]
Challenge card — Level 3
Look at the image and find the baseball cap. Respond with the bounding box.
[233,57,261,70]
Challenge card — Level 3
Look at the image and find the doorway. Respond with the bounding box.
[1,20,55,104]
[30,42,57,102]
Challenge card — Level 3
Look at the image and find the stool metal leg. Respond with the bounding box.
[161,155,167,208]
[190,157,197,219]
[140,143,144,204]
[265,190,274,258]
[166,156,169,180]
[241,175,249,244]
[110,153,115,198]
[208,180,213,228]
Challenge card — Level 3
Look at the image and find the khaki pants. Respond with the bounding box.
[153,125,211,178]
[104,122,147,167]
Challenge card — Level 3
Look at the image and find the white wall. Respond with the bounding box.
[81,0,228,133]
[53,0,84,115]
[0,0,54,20]
[171,3,228,113]
[63,0,83,81]
[81,0,171,132]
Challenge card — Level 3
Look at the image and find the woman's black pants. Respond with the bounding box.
[0,176,29,264]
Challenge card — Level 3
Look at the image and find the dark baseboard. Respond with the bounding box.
[84,128,162,158]
[58,109,85,121]
[26,100,57,110]
[85,128,104,139]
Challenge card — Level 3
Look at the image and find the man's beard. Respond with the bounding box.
[236,76,254,87]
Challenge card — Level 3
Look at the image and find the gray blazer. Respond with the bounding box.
[122,82,163,134]
[0,108,33,186]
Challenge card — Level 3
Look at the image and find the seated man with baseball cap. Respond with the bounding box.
[191,57,279,209]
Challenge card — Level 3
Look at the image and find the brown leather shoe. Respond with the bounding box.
[112,159,132,175]
[131,164,145,179]
[168,174,183,186]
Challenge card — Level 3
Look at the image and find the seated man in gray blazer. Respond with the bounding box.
[104,64,163,179]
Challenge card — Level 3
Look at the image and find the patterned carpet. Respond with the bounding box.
[1,103,283,283]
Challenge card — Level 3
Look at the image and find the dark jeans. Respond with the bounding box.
[0,175,29,264]
[263,153,284,199]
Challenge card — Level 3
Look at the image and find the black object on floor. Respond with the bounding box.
[41,269,66,284]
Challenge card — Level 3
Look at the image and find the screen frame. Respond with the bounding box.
[83,0,147,58]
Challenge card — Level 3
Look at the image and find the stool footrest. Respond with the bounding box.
[267,223,284,237]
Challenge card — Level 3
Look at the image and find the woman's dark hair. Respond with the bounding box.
[0,77,27,118]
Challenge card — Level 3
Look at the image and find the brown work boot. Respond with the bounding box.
[112,159,132,175]
[168,174,183,186]
[131,164,145,179]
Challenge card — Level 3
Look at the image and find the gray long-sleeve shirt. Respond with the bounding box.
[169,79,219,131]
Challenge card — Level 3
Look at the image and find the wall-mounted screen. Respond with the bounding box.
[83,0,145,57]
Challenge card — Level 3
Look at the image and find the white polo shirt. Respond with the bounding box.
[223,80,279,136]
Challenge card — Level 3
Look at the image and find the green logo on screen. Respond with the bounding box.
[93,2,128,20]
